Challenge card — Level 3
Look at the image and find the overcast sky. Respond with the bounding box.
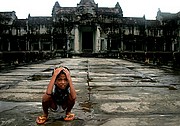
[0,0,179,20]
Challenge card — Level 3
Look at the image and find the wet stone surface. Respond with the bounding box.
[0,57,180,126]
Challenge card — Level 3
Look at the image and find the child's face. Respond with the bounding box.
[55,73,68,89]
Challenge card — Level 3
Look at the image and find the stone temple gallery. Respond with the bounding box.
[0,0,180,66]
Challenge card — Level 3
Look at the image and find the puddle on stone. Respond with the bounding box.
[43,67,54,72]
[45,119,84,126]
[79,101,96,113]
[28,74,50,81]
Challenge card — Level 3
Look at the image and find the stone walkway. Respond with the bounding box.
[0,57,180,126]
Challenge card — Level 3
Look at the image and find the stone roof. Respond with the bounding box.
[146,20,160,28]
[56,7,77,15]
[53,1,123,17]
[13,19,27,27]
[98,7,120,15]
[156,9,178,21]
[28,16,52,26]
[0,11,17,19]
[0,11,17,18]
[122,17,145,26]
[55,6,122,17]
[161,12,176,20]
[0,11,17,25]
[177,12,180,18]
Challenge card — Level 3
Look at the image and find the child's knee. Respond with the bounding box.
[68,97,76,105]
[68,94,76,101]
[42,94,52,102]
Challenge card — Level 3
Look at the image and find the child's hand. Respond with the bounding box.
[53,67,64,76]
[63,68,72,83]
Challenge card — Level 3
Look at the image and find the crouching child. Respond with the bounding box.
[36,66,76,124]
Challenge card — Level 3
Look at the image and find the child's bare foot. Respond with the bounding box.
[36,115,48,124]
[64,113,75,121]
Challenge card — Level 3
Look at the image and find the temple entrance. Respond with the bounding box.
[82,32,93,52]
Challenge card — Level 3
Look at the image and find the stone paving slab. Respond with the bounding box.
[0,57,180,126]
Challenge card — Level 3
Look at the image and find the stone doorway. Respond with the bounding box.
[82,32,93,52]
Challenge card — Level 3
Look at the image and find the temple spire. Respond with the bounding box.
[77,0,97,16]
[79,0,96,6]
[115,2,123,17]
[52,1,61,16]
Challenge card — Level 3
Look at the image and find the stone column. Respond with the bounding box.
[8,40,11,51]
[51,36,54,51]
[178,37,180,52]
[94,25,100,53]
[121,30,124,51]
[74,25,79,53]
[39,39,41,51]
[66,37,70,57]
[101,39,107,51]
[26,40,30,51]
[172,42,175,51]
[104,39,107,51]
[171,38,178,52]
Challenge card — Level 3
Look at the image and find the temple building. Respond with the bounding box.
[51,0,124,54]
[0,0,180,57]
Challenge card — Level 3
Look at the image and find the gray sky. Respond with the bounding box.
[0,0,179,20]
